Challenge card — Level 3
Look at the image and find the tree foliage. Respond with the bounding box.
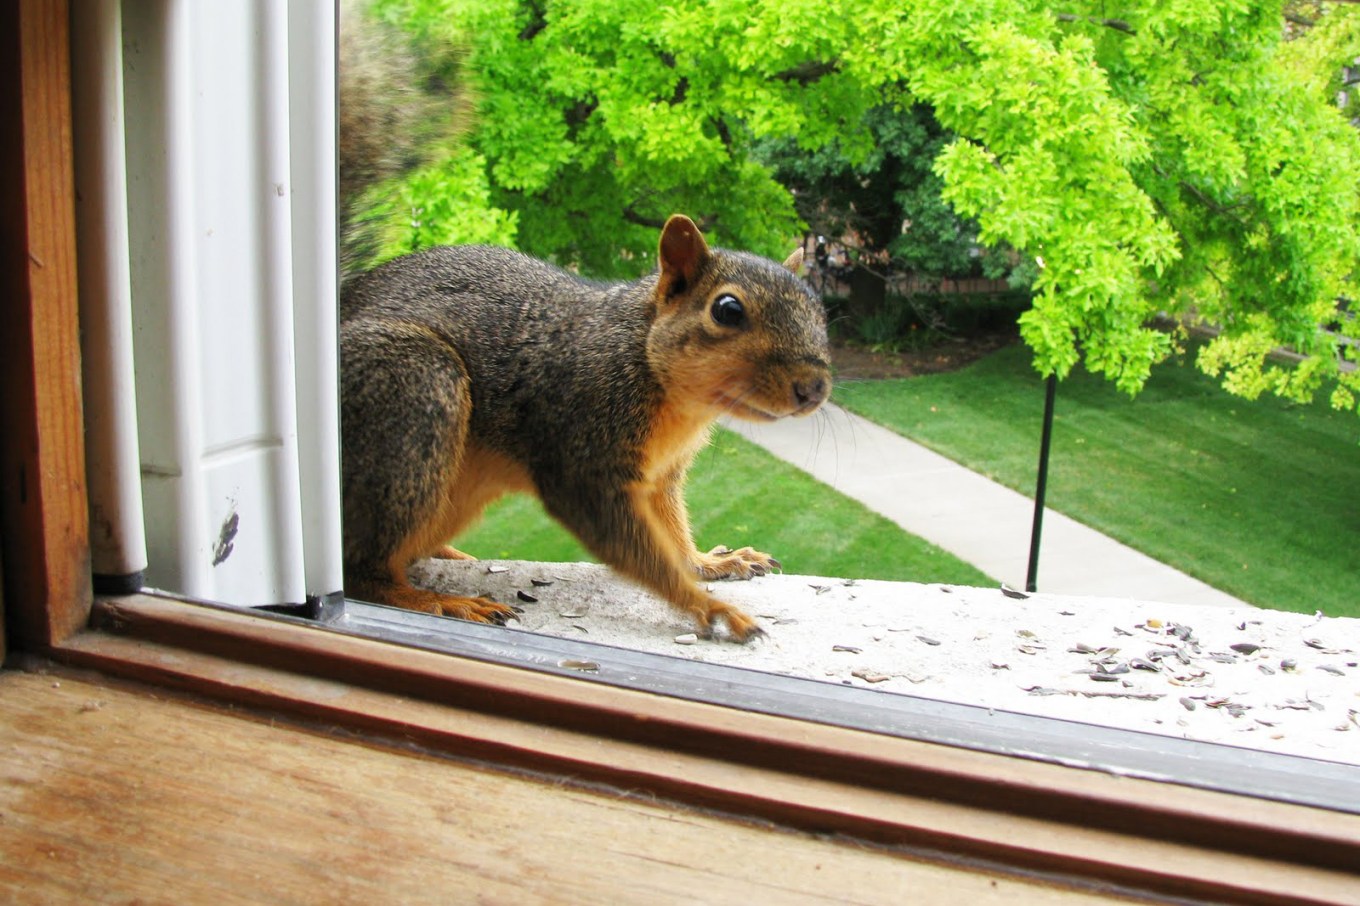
[357,0,1360,411]
[756,104,1026,305]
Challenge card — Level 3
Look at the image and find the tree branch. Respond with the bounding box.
[518,0,547,41]
[773,60,840,86]
[623,205,716,232]
[1055,13,1136,34]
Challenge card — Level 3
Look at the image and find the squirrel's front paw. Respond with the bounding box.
[695,545,781,581]
[695,601,765,644]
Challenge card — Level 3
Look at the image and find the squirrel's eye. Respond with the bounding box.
[711,294,745,328]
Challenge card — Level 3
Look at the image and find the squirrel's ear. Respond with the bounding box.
[658,214,711,298]
[783,247,805,274]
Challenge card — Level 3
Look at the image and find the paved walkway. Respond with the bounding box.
[722,404,1253,609]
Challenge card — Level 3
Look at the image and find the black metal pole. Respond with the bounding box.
[1026,374,1058,592]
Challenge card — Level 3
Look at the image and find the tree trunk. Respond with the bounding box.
[848,264,887,321]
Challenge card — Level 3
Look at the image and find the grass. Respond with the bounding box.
[834,343,1360,618]
[455,428,993,586]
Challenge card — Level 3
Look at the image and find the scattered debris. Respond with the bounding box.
[1167,623,1196,643]
[1000,584,1030,600]
[557,659,599,673]
[1167,669,1210,686]
[1023,685,1162,702]
[1204,698,1249,719]
[411,561,1359,765]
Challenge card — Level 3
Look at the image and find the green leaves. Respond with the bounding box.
[357,0,1360,416]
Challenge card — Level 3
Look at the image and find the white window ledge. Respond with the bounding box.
[409,559,1358,768]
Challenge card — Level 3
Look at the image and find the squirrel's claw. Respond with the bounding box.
[712,606,765,644]
[735,624,767,644]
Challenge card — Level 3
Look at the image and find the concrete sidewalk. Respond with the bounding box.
[722,403,1253,609]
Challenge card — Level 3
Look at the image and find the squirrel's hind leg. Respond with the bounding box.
[341,320,516,625]
[346,574,516,625]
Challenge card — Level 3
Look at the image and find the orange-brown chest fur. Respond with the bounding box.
[637,392,717,489]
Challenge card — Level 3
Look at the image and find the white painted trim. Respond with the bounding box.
[71,0,149,581]
[112,0,341,606]
[288,0,344,601]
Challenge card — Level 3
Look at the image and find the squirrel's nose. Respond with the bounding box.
[793,375,829,411]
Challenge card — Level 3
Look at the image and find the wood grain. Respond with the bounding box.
[0,0,92,651]
[0,670,1116,905]
[57,596,1360,905]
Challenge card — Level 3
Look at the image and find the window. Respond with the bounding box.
[5,5,1359,901]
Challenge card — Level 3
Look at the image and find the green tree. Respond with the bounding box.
[360,0,1360,413]
[757,103,1026,317]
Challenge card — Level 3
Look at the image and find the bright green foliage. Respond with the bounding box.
[363,0,1360,414]
[349,146,519,266]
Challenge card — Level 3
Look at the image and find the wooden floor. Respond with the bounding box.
[0,668,1128,904]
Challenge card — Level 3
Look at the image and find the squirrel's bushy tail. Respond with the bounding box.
[338,0,474,271]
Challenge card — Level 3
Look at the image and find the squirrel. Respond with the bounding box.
[339,215,832,641]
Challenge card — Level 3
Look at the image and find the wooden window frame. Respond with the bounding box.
[3,4,1358,902]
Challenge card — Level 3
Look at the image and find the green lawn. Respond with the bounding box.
[455,429,993,586]
[835,343,1360,618]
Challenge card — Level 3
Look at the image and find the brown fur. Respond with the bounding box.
[340,215,830,640]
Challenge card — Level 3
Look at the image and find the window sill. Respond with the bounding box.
[38,591,1360,904]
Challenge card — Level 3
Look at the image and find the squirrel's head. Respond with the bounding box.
[646,215,831,422]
